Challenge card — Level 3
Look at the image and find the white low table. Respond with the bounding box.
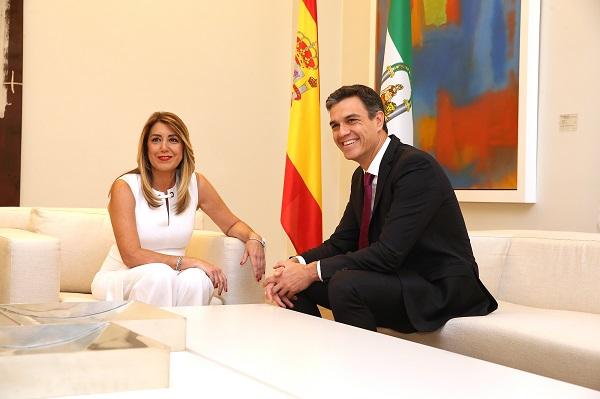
[64,304,599,398]
[170,304,600,398]
[64,350,290,399]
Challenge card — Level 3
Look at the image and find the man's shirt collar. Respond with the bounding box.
[365,136,391,177]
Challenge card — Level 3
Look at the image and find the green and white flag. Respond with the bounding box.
[380,0,413,144]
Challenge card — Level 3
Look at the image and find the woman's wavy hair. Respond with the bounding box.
[132,111,196,214]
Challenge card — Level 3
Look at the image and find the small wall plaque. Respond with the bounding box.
[559,113,578,132]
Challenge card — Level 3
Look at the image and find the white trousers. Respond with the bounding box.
[92,263,214,307]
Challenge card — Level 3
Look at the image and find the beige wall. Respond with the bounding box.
[20,0,343,269]
[17,0,600,278]
[336,0,375,213]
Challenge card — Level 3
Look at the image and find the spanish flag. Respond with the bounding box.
[281,0,322,254]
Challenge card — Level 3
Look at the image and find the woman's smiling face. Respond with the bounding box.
[146,121,183,174]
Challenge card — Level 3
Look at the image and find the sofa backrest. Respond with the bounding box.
[1,206,206,295]
[31,208,114,294]
[468,234,510,298]
[470,230,600,314]
[0,207,32,230]
[26,207,205,294]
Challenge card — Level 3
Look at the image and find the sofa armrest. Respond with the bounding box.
[0,228,60,303]
[185,230,264,304]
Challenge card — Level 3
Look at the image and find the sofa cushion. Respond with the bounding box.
[59,292,99,302]
[469,234,510,298]
[0,228,60,303]
[379,300,600,391]
[468,230,600,314]
[499,232,600,314]
[0,207,32,230]
[58,291,223,305]
[185,230,263,304]
[32,208,115,293]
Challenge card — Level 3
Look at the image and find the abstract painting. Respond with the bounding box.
[376,0,539,202]
[0,0,23,206]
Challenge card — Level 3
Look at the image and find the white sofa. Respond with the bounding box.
[380,230,600,391]
[0,207,264,305]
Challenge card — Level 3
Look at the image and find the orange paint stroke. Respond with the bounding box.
[446,0,461,24]
[411,0,425,48]
[471,168,517,189]
[433,72,519,177]
[416,116,437,152]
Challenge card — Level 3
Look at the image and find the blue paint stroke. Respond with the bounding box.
[413,0,520,111]
[412,0,521,183]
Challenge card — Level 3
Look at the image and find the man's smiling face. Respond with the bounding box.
[329,96,386,169]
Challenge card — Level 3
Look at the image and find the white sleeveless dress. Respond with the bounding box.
[91,173,213,306]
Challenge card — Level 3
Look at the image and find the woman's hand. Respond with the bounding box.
[240,239,266,282]
[182,257,228,295]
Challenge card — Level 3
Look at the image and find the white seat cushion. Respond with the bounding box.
[380,301,600,390]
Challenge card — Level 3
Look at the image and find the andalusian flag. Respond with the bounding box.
[281,0,322,253]
[380,0,414,144]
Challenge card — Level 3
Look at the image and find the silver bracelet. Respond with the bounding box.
[175,256,183,272]
[247,237,266,247]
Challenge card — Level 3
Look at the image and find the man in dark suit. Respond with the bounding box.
[265,84,497,332]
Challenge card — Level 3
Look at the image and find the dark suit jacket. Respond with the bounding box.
[301,135,497,331]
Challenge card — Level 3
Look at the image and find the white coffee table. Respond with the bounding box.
[169,304,600,398]
[63,349,292,399]
[63,304,599,398]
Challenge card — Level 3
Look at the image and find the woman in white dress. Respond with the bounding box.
[91,111,266,306]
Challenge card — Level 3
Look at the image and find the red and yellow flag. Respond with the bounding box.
[281,0,322,254]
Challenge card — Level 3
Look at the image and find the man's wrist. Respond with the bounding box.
[305,262,319,282]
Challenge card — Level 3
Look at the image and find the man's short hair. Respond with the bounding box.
[325,84,388,133]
